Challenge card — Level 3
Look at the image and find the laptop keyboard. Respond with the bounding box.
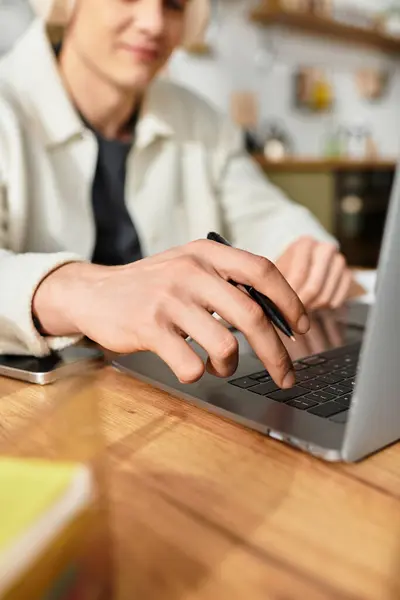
[229,343,361,423]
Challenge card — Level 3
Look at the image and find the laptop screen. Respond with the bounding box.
[239,307,365,363]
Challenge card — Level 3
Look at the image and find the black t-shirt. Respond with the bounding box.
[89,125,143,266]
[54,44,142,266]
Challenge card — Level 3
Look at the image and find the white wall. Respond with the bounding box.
[1,0,398,156]
[0,0,33,55]
[169,0,400,156]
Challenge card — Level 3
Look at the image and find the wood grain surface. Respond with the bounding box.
[0,367,399,600]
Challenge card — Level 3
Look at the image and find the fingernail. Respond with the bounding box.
[297,314,310,334]
[282,370,296,389]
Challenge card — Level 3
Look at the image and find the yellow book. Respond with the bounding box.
[0,458,95,600]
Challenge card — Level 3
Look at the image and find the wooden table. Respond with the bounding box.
[1,367,400,600]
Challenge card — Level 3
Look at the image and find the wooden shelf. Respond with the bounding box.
[253,155,397,172]
[250,7,400,55]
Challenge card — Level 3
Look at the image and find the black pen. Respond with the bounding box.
[207,232,295,342]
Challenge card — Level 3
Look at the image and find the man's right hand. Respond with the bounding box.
[33,240,310,388]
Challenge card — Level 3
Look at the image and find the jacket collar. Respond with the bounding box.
[2,19,174,149]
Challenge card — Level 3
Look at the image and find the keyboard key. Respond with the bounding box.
[250,381,280,396]
[308,402,347,418]
[267,386,308,403]
[327,360,347,370]
[229,377,258,389]
[339,383,354,393]
[300,356,327,366]
[307,365,331,377]
[344,352,359,360]
[323,384,351,397]
[336,394,352,408]
[344,378,356,388]
[304,390,336,403]
[335,369,353,379]
[249,370,270,381]
[258,374,273,383]
[347,369,358,378]
[287,398,319,410]
[295,371,316,382]
[342,356,358,367]
[318,373,344,385]
[299,379,328,391]
[328,356,358,370]
[330,410,349,424]
[293,362,309,372]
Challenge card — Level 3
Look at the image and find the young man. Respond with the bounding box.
[0,0,351,388]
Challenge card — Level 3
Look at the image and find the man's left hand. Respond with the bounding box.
[276,237,353,311]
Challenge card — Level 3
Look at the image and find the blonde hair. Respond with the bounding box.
[29,0,208,48]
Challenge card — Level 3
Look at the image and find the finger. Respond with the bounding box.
[187,240,309,335]
[303,313,330,355]
[320,310,344,347]
[150,330,205,384]
[309,253,347,310]
[277,328,312,361]
[280,237,315,292]
[331,269,353,309]
[171,303,239,379]
[192,273,296,388]
[298,243,337,308]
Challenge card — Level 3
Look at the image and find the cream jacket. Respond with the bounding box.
[0,19,334,356]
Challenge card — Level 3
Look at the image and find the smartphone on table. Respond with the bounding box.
[0,346,104,385]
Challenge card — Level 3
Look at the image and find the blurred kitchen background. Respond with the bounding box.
[1,0,400,267]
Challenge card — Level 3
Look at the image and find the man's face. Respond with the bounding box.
[68,0,188,91]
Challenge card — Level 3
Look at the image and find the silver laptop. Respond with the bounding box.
[113,167,400,463]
